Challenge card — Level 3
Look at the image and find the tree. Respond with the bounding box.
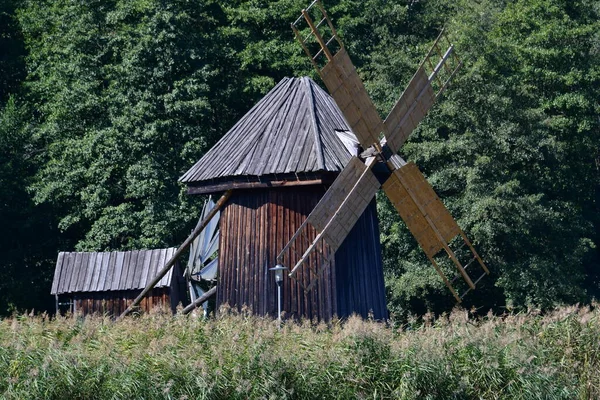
[0,0,25,103]
[20,0,231,252]
[377,0,600,314]
[0,97,63,313]
[0,0,61,313]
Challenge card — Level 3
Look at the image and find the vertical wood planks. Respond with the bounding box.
[216,186,386,321]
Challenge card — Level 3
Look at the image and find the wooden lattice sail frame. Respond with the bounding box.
[279,0,489,302]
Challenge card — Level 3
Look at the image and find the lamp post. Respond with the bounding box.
[269,264,288,323]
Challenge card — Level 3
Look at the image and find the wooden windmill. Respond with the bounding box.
[120,1,489,320]
[278,0,490,302]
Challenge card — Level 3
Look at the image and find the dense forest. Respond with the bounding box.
[0,0,598,317]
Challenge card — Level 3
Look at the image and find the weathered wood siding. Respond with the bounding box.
[334,201,387,319]
[73,288,171,316]
[66,262,187,317]
[218,186,387,321]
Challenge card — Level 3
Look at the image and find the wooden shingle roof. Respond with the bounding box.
[51,248,177,295]
[179,77,359,191]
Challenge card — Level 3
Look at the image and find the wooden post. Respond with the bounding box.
[302,9,333,62]
[118,190,232,320]
[181,286,217,315]
[426,254,461,303]
[460,232,490,274]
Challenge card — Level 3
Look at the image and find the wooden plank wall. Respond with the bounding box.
[218,187,387,321]
[73,288,172,316]
[333,199,387,320]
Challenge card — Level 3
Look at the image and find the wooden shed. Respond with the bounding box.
[179,77,387,321]
[51,248,186,316]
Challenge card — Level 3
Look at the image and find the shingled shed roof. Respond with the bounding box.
[179,77,358,188]
[51,248,177,295]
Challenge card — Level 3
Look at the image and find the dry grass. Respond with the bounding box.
[1,305,599,399]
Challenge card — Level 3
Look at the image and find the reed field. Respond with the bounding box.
[1,305,599,399]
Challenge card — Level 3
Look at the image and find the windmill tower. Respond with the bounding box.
[179,76,387,321]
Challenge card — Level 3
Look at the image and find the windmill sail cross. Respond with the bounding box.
[287,0,489,302]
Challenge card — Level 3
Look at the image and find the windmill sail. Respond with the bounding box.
[383,163,461,256]
[319,49,384,149]
[383,30,462,153]
[383,67,435,153]
[278,156,379,290]
[383,163,492,301]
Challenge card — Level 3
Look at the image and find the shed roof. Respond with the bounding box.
[51,248,177,295]
[179,77,358,187]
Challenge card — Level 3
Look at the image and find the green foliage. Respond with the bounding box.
[0,0,63,313]
[1,306,600,399]
[0,95,63,313]
[0,0,598,314]
[0,0,26,103]
[18,0,232,251]
[222,0,314,96]
[377,0,600,315]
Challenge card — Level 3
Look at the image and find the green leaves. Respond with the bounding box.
[377,0,599,313]
[0,0,598,314]
[19,0,229,252]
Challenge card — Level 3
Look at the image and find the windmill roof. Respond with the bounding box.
[50,248,177,295]
[179,77,358,188]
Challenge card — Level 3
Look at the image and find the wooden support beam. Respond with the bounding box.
[460,232,490,274]
[436,60,463,98]
[426,254,461,303]
[118,190,232,320]
[418,28,446,71]
[434,42,454,76]
[317,1,344,51]
[186,176,335,195]
[292,23,320,72]
[181,286,217,315]
[429,46,454,84]
[302,9,333,62]
[437,230,476,290]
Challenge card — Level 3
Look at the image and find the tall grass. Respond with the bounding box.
[0,305,598,399]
